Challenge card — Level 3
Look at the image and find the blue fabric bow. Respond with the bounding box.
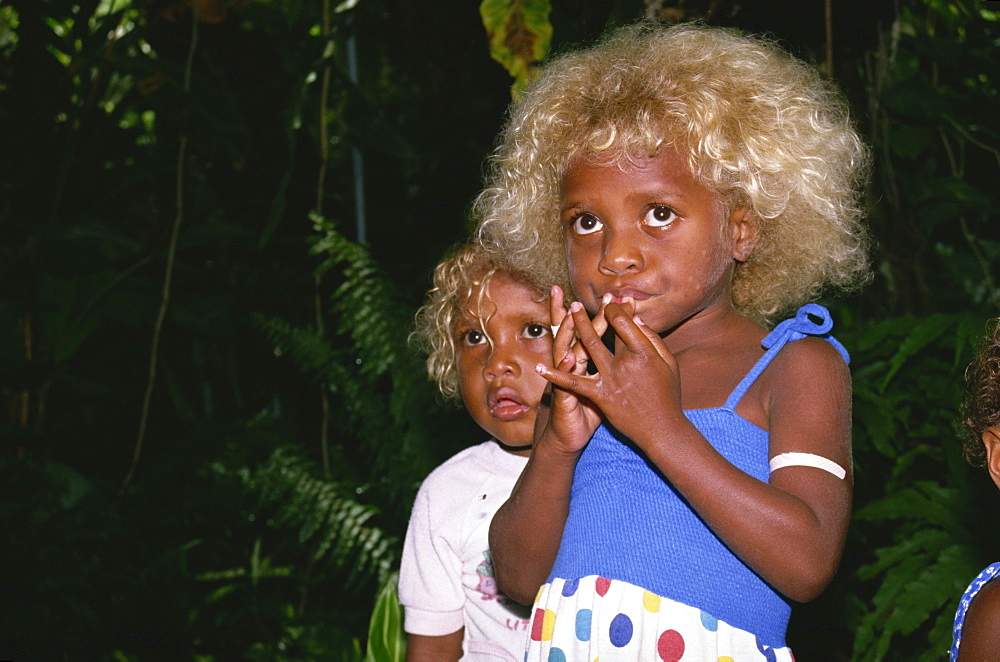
[762,303,850,364]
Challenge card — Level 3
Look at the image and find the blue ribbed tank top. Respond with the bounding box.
[547,304,849,648]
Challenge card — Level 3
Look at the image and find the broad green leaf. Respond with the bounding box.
[365,572,405,662]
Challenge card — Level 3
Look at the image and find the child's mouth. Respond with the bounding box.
[603,291,646,318]
[489,388,529,420]
[607,287,650,303]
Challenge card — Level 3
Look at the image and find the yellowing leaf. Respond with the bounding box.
[480,0,552,96]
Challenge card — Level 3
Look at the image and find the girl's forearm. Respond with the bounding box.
[405,630,464,662]
[489,438,579,605]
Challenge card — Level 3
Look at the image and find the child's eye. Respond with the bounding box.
[643,205,677,228]
[462,329,487,346]
[571,213,603,235]
[523,323,551,339]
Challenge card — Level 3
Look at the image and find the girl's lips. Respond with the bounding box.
[607,287,651,303]
[489,387,530,420]
[490,399,531,421]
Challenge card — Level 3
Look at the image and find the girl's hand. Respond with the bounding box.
[548,285,609,375]
[538,299,682,449]
[536,286,613,454]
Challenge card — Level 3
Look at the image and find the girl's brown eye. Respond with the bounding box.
[644,205,677,228]
[463,330,486,346]
[572,213,603,235]
[524,323,550,339]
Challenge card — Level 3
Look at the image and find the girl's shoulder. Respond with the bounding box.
[956,571,1000,660]
[731,330,849,429]
[760,302,851,383]
[761,334,851,393]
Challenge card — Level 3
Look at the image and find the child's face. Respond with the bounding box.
[454,272,552,451]
[985,426,1000,491]
[560,147,754,336]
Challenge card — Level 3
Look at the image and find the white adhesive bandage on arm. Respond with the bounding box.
[769,452,847,480]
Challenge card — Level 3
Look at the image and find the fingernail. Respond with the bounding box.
[602,293,612,304]
[570,301,583,312]
[623,296,633,304]
[634,315,645,326]
[535,363,547,374]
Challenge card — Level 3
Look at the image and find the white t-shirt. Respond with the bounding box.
[399,440,531,661]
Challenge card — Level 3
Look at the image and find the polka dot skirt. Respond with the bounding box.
[525,576,794,662]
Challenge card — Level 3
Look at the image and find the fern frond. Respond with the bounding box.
[879,314,954,391]
[304,213,438,496]
[850,475,982,660]
[852,537,972,661]
[855,481,968,536]
[246,447,397,587]
[253,314,349,385]
[310,212,409,378]
[847,312,992,660]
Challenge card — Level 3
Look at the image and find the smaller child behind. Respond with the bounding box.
[399,242,554,661]
[952,318,1000,660]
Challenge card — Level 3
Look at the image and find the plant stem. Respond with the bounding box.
[120,4,199,495]
[315,0,333,480]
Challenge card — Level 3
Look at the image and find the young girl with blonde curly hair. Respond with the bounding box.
[401,242,556,661]
[478,22,871,660]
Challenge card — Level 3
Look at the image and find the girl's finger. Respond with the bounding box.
[590,294,635,342]
[553,304,577,359]
[569,301,613,373]
[557,349,576,372]
[604,301,659,355]
[590,292,611,339]
[550,285,568,329]
[619,296,637,319]
[632,314,676,365]
[535,360,597,400]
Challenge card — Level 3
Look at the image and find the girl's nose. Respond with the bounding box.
[484,342,519,379]
[598,228,642,276]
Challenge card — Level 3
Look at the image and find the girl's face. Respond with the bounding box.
[454,272,552,452]
[560,147,755,338]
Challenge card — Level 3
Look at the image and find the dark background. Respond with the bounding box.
[0,0,997,659]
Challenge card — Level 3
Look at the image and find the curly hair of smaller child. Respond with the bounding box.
[474,21,872,324]
[962,318,1000,467]
[411,242,548,400]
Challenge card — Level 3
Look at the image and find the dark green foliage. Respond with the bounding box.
[861,0,1000,317]
[242,446,396,587]
[256,214,445,514]
[845,313,1000,660]
[830,3,1000,657]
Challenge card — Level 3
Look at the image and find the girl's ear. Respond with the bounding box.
[728,208,759,262]
[983,426,1000,491]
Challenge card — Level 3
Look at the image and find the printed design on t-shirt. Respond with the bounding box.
[476,549,525,610]
[476,549,502,601]
[477,550,533,627]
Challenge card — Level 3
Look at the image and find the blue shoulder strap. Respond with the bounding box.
[722,303,849,411]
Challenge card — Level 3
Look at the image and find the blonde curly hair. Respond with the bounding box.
[474,21,871,324]
[412,241,549,400]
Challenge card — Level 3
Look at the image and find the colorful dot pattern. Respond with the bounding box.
[524,576,795,661]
